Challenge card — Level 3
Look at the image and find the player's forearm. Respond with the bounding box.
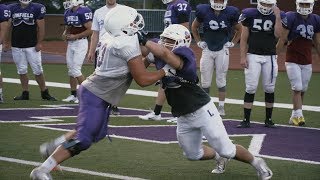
[274,15,282,38]
[191,21,201,42]
[88,31,99,54]
[0,21,9,44]
[75,29,92,39]
[37,20,45,43]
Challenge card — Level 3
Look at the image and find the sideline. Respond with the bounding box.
[0,156,147,180]
[4,78,320,112]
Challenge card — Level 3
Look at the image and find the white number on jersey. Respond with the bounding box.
[209,20,227,30]
[297,24,314,40]
[253,19,273,31]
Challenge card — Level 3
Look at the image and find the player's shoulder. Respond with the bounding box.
[225,6,240,13]
[7,3,19,9]
[241,8,259,17]
[196,4,210,11]
[0,4,9,9]
[173,47,195,61]
[30,2,45,9]
[79,6,92,12]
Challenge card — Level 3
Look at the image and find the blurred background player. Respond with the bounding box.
[191,0,242,116]
[237,0,284,128]
[277,0,320,126]
[30,5,173,180]
[0,2,10,103]
[62,0,92,103]
[138,0,191,122]
[8,0,56,101]
[87,0,121,115]
[138,24,273,179]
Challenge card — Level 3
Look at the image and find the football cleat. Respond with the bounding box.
[62,95,78,103]
[289,117,299,126]
[30,167,52,180]
[138,112,162,121]
[166,117,178,123]
[298,117,305,126]
[111,106,121,116]
[237,120,250,128]
[212,157,229,174]
[14,91,29,100]
[41,89,57,101]
[218,106,225,116]
[264,119,275,128]
[254,157,273,180]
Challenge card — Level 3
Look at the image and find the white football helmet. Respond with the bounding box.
[104,6,145,37]
[257,0,277,15]
[19,0,32,5]
[296,0,314,15]
[210,0,228,10]
[63,0,84,9]
[160,24,192,50]
[162,0,174,4]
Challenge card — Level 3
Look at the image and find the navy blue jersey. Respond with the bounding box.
[282,12,320,64]
[0,4,10,23]
[9,2,46,48]
[152,43,211,116]
[239,8,285,55]
[195,4,240,51]
[64,6,92,34]
[164,0,191,28]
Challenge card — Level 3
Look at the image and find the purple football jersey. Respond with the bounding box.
[164,0,191,27]
[64,6,92,27]
[0,4,10,23]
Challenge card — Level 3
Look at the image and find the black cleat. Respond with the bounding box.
[111,105,120,115]
[265,119,276,128]
[14,91,29,100]
[237,120,250,128]
[41,89,57,101]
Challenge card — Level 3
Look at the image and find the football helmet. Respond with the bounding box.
[63,0,84,9]
[210,0,228,10]
[19,0,32,4]
[162,0,174,4]
[104,6,145,37]
[160,24,192,50]
[296,0,314,15]
[257,0,277,15]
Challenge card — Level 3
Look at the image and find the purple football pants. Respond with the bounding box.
[75,85,111,151]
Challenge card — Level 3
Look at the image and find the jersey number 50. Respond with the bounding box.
[253,19,273,31]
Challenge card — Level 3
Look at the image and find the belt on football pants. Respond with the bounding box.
[68,37,87,41]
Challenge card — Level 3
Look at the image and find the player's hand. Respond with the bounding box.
[66,34,77,41]
[272,6,280,16]
[137,30,148,46]
[2,42,11,52]
[162,64,176,77]
[224,41,235,48]
[240,58,248,69]
[87,51,95,63]
[35,43,42,52]
[197,41,207,50]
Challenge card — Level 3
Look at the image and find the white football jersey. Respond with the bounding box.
[95,34,141,77]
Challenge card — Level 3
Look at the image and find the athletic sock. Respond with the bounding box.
[154,104,162,115]
[40,156,57,173]
[266,107,273,121]
[54,135,67,147]
[71,90,77,97]
[219,101,225,107]
[244,108,251,122]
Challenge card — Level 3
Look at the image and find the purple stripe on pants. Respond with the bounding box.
[76,85,111,151]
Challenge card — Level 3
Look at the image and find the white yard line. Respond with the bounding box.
[0,156,147,180]
[4,78,320,112]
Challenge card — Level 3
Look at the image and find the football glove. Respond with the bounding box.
[197,41,208,49]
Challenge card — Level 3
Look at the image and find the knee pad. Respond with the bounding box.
[32,68,43,76]
[291,84,303,92]
[218,86,226,92]
[265,92,274,103]
[218,144,236,159]
[68,68,82,77]
[244,92,255,103]
[62,138,92,156]
[184,149,204,161]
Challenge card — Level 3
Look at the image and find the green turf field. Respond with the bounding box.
[0,63,319,179]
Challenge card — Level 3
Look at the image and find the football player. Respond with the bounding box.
[8,0,56,101]
[191,0,242,116]
[62,0,92,103]
[0,2,10,103]
[87,0,121,115]
[277,0,320,126]
[138,0,191,123]
[30,5,172,179]
[237,0,285,128]
[138,24,273,179]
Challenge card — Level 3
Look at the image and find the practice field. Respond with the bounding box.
[0,63,319,179]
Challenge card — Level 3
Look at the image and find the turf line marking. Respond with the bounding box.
[0,156,148,180]
[4,78,320,112]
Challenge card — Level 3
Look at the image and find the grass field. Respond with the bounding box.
[0,63,319,180]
